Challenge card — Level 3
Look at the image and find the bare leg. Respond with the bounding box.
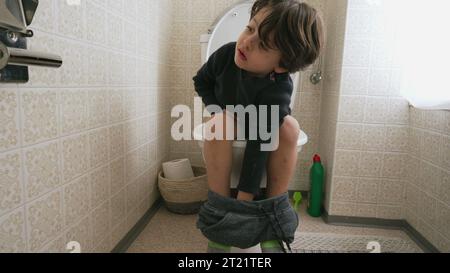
[261,116,301,253]
[203,111,236,252]
[203,111,236,198]
[266,116,301,198]
[237,116,300,201]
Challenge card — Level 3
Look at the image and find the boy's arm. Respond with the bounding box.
[192,49,224,114]
[236,87,292,195]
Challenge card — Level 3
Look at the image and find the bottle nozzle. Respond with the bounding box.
[313,154,321,163]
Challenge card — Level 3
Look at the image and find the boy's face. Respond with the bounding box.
[235,7,288,77]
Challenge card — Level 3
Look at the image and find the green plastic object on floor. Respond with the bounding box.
[293,192,302,211]
[308,154,324,217]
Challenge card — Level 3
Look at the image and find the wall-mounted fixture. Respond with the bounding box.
[310,55,323,85]
[0,0,62,83]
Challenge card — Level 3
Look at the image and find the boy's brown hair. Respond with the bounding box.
[251,0,325,73]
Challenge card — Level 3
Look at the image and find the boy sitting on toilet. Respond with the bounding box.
[193,0,325,253]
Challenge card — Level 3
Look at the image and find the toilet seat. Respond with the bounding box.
[193,123,308,149]
[206,1,254,61]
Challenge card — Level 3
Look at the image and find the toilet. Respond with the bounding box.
[193,0,309,189]
[192,1,308,253]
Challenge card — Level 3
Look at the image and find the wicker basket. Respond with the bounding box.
[158,166,208,214]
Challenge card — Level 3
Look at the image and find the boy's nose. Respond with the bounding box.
[243,35,257,51]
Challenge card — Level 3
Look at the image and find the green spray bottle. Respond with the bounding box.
[307,154,324,217]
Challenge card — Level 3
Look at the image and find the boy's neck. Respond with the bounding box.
[245,70,269,78]
[244,69,289,79]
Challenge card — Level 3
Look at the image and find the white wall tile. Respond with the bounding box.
[90,165,110,211]
[359,152,383,178]
[0,207,27,253]
[357,178,379,203]
[340,68,369,95]
[61,90,88,136]
[334,150,361,177]
[23,141,62,201]
[332,176,359,202]
[385,126,409,153]
[419,161,441,198]
[363,97,389,124]
[377,205,403,220]
[26,190,63,252]
[21,89,59,146]
[361,124,386,152]
[61,134,89,183]
[0,151,24,216]
[89,128,109,169]
[377,179,405,206]
[381,153,407,179]
[63,175,91,228]
[338,96,366,122]
[0,90,20,152]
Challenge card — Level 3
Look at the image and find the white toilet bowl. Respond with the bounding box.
[193,122,308,189]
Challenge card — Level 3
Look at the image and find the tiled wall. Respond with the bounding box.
[290,0,326,190]
[318,0,347,211]
[405,108,450,252]
[169,0,327,191]
[328,0,411,220]
[0,0,172,253]
[320,0,449,252]
[168,0,241,166]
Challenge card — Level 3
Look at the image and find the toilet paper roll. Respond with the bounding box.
[162,158,195,180]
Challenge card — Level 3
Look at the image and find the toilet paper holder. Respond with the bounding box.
[0,0,63,83]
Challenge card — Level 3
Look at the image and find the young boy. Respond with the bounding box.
[193,0,325,253]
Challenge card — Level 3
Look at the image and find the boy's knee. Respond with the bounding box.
[280,116,300,144]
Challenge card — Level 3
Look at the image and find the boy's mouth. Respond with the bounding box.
[238,49,247,61]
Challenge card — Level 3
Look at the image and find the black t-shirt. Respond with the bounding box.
[192,42,294,195]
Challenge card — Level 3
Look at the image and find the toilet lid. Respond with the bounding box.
[206,1,253,60]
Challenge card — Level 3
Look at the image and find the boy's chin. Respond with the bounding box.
[234,56,243,69]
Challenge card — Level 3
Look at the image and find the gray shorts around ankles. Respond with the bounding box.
[196,190,299,250]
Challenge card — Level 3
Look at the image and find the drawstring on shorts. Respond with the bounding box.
[259,201,293,253]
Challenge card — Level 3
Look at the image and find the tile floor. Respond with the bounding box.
[127,199,423,253]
